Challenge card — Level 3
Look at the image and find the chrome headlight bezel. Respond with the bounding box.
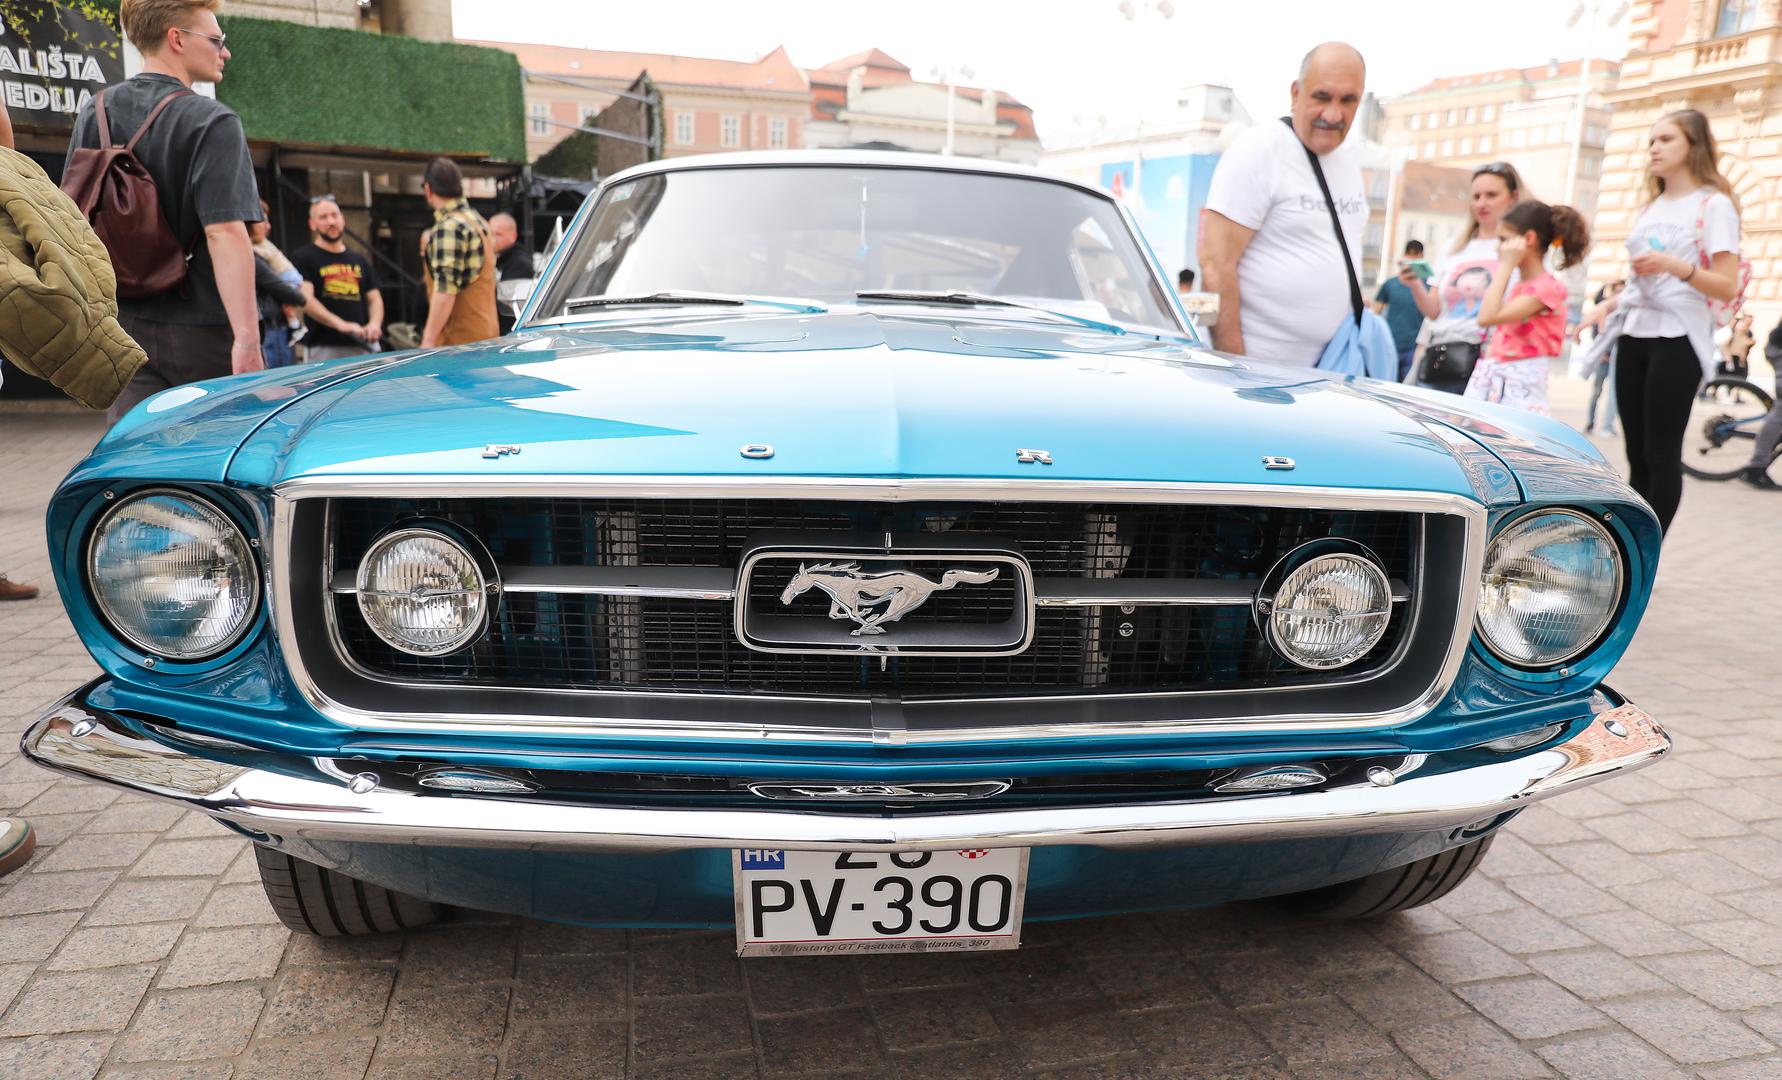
[86,488,262,662]
[1255,540,1395,671]
[1475,508,1624,670]
[354,524,499,657]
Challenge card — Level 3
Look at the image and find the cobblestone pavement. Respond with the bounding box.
[2,375,1781,1080]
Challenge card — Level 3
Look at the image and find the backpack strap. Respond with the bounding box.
[1281,117,1362,328]
[94,89,112,150]
[123,89,192,154]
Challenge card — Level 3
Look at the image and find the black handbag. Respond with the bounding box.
[1418,340,1481,385]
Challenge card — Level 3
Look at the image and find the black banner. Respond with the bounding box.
[0,1,124,128]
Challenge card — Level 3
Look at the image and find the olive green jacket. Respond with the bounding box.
[0,147,146,408]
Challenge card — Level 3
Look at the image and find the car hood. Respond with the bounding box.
[228,312,1541,496]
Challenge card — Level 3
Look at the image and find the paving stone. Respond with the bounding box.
[1534,1032,1691,1079]
[756,1005,885,1074]
[366,1055,496,1080]
[0,965,154,1035]
[32,830,158,872]
[1686,918,1782,965]
[1332,965,1474,1032]
[1637,951,1782,1010]
[517,920,627,956]
[632,994,753,1062]
[125,838,245,879]
[44,922,184,971]
[82,878,213,927]
[1608,879,1744,923]
[382,984,509,1059]
[191,883,283,928]
[1644,850,1771,893]
[0,910,80,962]
[744,956,867,1016]
[1526,947,1675,1000]
[1460,904,1597,954]
[0,1033,113,1080]
[1392,1014,1552,1079]
[1601,995,1776,1064]
[510,954,626,1024]
[1542,841,1665,888]
[972,945,1102,1005]
[82,801,186,835]
[1075,949,1220,1011]
[102,1064,234,1079]
[259,964,395,1036]
[17,781,117,816]
[499,1023,626,1079]
[867,986,1001,1053]
[1454,976,1610,1039]
[1696,1060,1782,1080]
[887,1041,1025,1079]
[1573,909,1709,957]
[1395,929,1530,983]
[237,1035,377,1080]
[1123,1003,1273,1065]
[1241,996,1397,1064]
[630,931,743,997]
[1501,873,1628,918]
[396,924,517,988]
[0,868,119,915]
[159,925,289,987]
[114,986,263,1062]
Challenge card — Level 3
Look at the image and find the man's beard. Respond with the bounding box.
[317,226,343,243]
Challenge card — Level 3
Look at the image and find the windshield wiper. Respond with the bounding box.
[562,291,827,313]
[853,290,1125,334]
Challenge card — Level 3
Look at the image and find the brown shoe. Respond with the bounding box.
[0,575,38,601]
[0,818,34,878]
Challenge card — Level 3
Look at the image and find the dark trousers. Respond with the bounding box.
[1614,335,1700,534]
[110,314,233,424]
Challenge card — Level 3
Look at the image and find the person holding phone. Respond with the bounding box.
[1397,161,1525,393]
[1372,238,1426,379]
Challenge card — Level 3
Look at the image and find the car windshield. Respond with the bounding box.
[529,165,1180,333]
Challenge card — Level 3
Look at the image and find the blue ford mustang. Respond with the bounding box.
[25,152,1668,954]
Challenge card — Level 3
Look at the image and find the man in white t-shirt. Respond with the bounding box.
[1202,42,1368,366]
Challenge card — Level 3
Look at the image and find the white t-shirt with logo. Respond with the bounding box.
[1622,187,1740,343]
[1426,237,1517,347]
[1205,121,1366,366]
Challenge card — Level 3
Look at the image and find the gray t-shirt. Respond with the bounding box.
[68,74,261,326]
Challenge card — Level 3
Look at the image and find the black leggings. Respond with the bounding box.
[1615,335,1700,534]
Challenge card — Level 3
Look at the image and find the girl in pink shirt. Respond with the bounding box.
[1469,200,1591,415]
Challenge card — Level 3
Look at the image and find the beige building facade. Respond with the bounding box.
[1593,0,1782,343]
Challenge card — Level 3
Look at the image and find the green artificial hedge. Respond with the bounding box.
[214,16,525,161]
[533,130,597,178]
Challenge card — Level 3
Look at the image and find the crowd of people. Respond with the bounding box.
[1198,42,1781,536]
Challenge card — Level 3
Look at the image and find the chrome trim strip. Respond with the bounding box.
[22,686,1669,852]
[273,480,1487,742]
[1032,578,1412,607]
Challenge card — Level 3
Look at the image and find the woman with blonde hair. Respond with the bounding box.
[1606,108,1742,534]
[1397,161,1525,393]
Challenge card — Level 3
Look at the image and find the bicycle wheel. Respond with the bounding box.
[1683,378,1775,480]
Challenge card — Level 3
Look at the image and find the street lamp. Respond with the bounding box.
[929,63,976,156]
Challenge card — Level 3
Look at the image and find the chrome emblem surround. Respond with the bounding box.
[747,780,1013,802]
[1262,456,1296,471]
[735,546,1035,656]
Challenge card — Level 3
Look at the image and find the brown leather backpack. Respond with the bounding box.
[60,88,190,299]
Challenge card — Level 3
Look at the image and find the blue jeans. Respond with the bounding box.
[1396,345,1416,382]
[1586,353,1617,434]
[262,324,295,369]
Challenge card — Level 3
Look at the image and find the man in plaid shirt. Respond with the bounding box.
[419,157,498,347]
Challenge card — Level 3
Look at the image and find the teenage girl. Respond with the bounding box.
[1469,201,1590,415]
[1598,109,1742,534]
[1399,161,1524,393]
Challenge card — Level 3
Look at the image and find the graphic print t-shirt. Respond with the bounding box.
[1204,120,1367,366]
[291,243,381,347]
[1487,275,1568,361]
[1427,237,1516,347]
[1621,188,1740,342]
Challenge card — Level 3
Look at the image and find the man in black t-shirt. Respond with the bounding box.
[290,195,383,363]
[491,212,533,334]
[70,0,263,422]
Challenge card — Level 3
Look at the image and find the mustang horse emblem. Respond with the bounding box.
[778,562,1000,636]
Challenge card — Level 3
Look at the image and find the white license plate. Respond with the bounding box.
[733,847,1028,956]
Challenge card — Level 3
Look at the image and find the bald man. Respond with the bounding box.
[1201,42,1369,365]
[490,212,533,333]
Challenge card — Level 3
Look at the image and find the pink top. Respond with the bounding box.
[1487,275,1568,361]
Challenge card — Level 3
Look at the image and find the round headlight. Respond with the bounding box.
[1262,552,1393,670]
[355,528,492,656]
[1477,510,1622,668]
[88,490,259,660]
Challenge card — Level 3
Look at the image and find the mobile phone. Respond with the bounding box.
[1401,259,1433,283]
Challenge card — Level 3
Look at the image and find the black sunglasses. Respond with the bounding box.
[1474,162,1519,187]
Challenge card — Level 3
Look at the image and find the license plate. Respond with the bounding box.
[733,847,1028,956]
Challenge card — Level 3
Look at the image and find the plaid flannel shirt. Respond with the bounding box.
[424,199,487,295]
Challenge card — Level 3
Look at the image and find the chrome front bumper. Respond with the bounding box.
[21,683,1669,853]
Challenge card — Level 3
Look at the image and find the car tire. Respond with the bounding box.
[254,844,441,936]
[1274,834,1494,919]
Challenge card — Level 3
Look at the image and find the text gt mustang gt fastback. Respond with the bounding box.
[25,152,1668,954]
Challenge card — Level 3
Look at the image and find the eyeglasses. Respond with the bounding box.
[1474,162,1519,186]
[173,27,227,50]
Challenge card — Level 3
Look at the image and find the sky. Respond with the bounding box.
[451,0,1635,145]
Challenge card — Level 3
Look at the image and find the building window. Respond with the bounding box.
[1460,137,1473,154]
[1423,141,1436,157]
[1410,113,1422,131]
[720,115,741,148]
[1482,104,1496,122]
[1464,106,1476,123]
[1427,111,1439,128]
[1441,139,1453,155]
[674,112,694,145]
[1717,0,1758,36]
[768,117,787,149]
[1446,109,1458,125]
[1478,134,1492,154]
[529,102,549,137]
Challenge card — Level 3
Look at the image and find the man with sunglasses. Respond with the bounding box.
[68,0,261,422]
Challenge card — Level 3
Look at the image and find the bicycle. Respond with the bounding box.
[1683,376,1778,480]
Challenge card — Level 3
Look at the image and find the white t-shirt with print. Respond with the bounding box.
[1622,188,1740,342]
[1426,237,1517,347]
[1204,120,1366,366]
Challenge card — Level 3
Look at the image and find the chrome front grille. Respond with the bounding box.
[323,496,1421,700]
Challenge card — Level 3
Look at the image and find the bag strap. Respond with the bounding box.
[1282,118,1362,328]
[123,89,191,154]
